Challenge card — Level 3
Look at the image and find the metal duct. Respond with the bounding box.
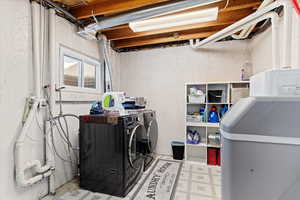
[81,0,221,34]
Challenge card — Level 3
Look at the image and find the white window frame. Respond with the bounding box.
[59,46,103,94]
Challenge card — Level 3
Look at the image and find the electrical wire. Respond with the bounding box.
[223,0,230,9]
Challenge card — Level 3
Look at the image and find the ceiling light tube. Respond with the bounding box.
[129,7,219,32]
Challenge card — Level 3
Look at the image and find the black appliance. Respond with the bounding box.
[142,110,158,171]
[79,114,146,197]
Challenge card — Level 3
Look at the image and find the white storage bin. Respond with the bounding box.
[188,95,205,103]
[186,115,202,122]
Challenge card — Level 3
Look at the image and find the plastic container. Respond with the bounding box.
[171,141,185,160]
[207,148,218,165]
[188,95,205,103]
[186,114,202,122]
[217,149,221,166]
[208,90,223,103]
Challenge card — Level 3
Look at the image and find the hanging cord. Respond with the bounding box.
[223,0,230,9]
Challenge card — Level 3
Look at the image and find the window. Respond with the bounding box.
[83,62,97,89]
[60,46,103,93]
[63,56,80,87]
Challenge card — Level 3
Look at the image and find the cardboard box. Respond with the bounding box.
[231,88,249,104]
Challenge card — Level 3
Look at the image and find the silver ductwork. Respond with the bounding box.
[78,0,221,40]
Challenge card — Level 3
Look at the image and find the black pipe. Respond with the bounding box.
[43,0,83,27]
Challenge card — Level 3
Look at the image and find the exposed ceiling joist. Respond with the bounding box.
[71,0,171,19]
[103,7,256,41]
[113,30,218,48]
[54,0,263,50]
[81,0,222,31]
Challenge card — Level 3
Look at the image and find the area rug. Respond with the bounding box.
[132,159,183,200]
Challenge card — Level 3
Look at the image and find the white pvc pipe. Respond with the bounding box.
[32,2,41,98]
[232,0,274,39]
[15,2,54,188]
[190,12,280,68]
[48,8,56,195]
[189,0,294,69]
[100,35,114,91]
[271,12,280,69]
[15,100,51,187]
[282,0,293,68]
[296,13,300,68]
[190,1,282,47]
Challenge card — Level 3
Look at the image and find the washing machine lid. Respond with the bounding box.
[221,97,300,145]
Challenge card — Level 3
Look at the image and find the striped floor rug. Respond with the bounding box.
[132,159,182,200]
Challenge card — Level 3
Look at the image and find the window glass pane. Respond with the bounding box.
[84,63,97,89]
[63,56,80,87]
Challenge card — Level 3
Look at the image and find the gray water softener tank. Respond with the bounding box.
[220,97,300,200]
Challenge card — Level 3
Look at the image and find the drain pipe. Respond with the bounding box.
[15,1,53,187]
[190,12,280,68]
[99,35,114,91]
[189,1,283,47]
[231,0,274,39]
[282,0,293,68]
[190,0,294,69]
[47,8,57,195]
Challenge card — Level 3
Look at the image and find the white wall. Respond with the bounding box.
[53,15,101,188]
[0,1,111,199]
[0,1,48,200]
[250,11,300,74]
[119,41,251,155]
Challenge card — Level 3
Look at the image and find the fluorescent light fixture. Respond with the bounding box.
[129,7,219,32]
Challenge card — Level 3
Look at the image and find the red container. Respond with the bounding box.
[217,149,221,166]
[207,148,218,165]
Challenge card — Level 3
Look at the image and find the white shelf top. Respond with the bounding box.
[187,102,229,105]
[207,102,229,105]
[207,144,221,148]
[187,102,206,105]
[185,81,250,85]
[186,143,207,147]
[186,121,220,128]
[186,143,221,148]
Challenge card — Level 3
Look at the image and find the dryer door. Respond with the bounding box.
[146,119,158,153]
[128,124,146,169]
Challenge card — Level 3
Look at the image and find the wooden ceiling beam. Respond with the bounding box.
[113,31,218,48]
[104,22,232,41]
[100,0,260,32]
[71,0,170,19]
[220,1,261,12]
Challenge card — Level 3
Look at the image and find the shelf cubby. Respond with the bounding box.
[185,81,250,166]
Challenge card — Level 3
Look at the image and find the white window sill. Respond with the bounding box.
[56,89,102,102]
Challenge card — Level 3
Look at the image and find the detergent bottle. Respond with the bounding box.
[208,106,220,123]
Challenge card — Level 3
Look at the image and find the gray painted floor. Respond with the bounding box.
[53,156,221,200]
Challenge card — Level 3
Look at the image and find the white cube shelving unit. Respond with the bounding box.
[185,81,250,165]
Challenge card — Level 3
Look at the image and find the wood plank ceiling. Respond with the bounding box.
[53,0,262,50]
